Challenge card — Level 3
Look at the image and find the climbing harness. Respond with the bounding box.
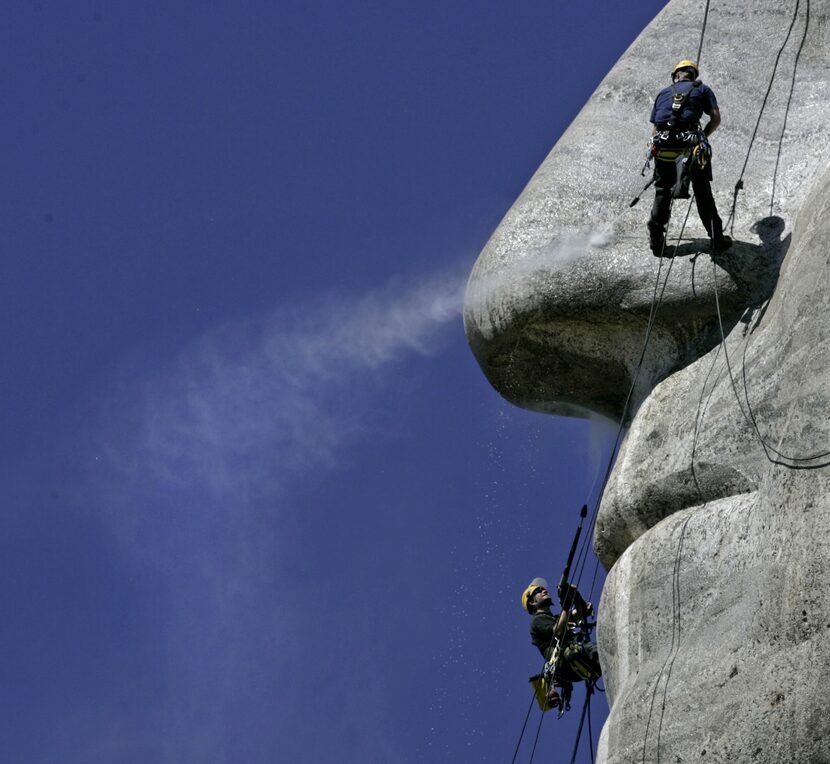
[544,621,599,699]
[528,612,599,717]
[641,73,713,207]
[652,128,701,157]
[665,78,701,131]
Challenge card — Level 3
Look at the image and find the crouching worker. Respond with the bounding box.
[521,577,601,713]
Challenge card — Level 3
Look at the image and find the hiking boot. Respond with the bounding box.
[544,689,561,710]
[711,235,732,254]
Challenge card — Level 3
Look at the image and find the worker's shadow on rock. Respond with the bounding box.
[674,216,790,332]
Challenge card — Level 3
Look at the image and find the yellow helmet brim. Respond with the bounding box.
[672,59,699,78]
[521,577,549,612]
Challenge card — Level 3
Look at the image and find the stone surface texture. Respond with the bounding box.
[464,0,830,761]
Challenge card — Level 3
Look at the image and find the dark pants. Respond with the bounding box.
[649,156,723,240]
[555,640,602,683]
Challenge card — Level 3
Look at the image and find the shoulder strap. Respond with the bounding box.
[667,79,702,128]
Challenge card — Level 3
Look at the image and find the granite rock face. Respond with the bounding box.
[464,0,830,761]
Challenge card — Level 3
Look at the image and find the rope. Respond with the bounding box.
[654,515,692,761]
[691,0,816,484]
[568,683,595,764]
[569,0,718,597]
[515,0,718,757]
[695,0,711,63]
[710,259,830,468]
[689,342,724,495]
[770,0,811,215]
[588,689,595,763]
[541,202,690,762]
[651,8,817,758]
[725,0,805,235]
[522,160,695,764]
[564,0,717,630]
[512,209,684,758]
[527,704,546,764]
[575,199,693,604]
[510,691,538,764]
[567,0,721,593]
[553,1,714,757]
[640,514,692,762]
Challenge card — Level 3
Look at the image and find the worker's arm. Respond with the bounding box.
[558,583,592,619]
[554,609,570,640]
[704,107,721,137]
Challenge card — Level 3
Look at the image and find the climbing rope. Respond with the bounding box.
[573,201,693,603]
[568,682,595,764]
[513,201,691,762]
[527,702,547,764]
[510,692,539,764]
[689,342,724,494]
[519,1,716,758]
[514,106,700,764]
[511,0,822,756]
[695,0,711,63]
[640,513,693,762]
[725,0,808,235]
[693,0,827,470]
[709,259,830,469]
[641,4,818,759]
[770,0,811,215]
[587,685,595,763]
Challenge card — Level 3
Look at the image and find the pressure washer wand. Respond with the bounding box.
[630,177,655,207]
[557,504,588,605]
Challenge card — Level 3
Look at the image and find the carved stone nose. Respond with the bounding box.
[463,192,750,422]
[462,18,797,424]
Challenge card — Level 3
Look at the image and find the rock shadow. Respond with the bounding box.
[658,216,790,331]
[736,216,791,334]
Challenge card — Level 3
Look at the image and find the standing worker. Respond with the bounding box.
[648,59,732,256]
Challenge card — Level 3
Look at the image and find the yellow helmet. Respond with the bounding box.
[672,59,699,79]
[521,577,549,613]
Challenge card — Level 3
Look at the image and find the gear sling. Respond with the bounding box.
[652,79,709,199]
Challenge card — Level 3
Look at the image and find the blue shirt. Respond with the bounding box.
[650,80,718,127]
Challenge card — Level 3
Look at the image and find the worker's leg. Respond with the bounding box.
[580,641,602,679]
[650,160,676,229]
[648,160,676,254]
[691,164,725,243]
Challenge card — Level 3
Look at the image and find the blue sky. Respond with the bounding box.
[3,2,666,761]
